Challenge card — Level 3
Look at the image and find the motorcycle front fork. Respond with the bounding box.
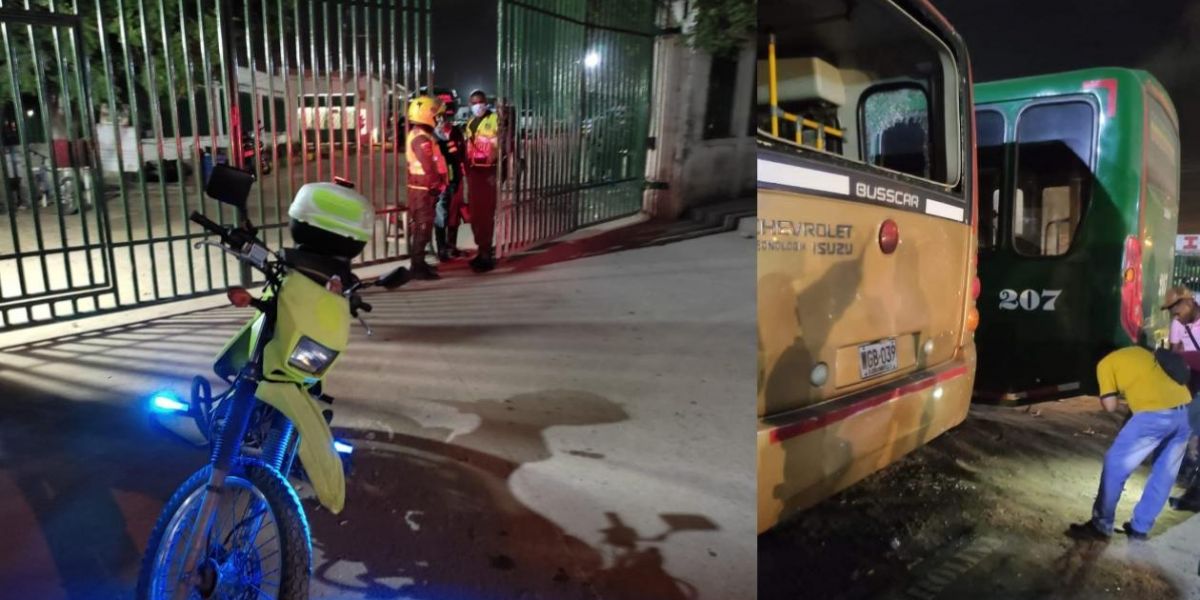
[173,378,257,599]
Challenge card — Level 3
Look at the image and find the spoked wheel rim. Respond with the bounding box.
[149,476,284,600]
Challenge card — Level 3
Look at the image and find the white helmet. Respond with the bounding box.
[287,179,373,258]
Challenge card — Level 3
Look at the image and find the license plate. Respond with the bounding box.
[859,338,898,380]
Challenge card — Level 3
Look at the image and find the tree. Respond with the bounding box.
[685,0,754,59]
[1,0,295,133]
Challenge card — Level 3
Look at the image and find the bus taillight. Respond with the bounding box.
[972,277,981,300]
[879,220,899,254]
[1120,235,1143,342]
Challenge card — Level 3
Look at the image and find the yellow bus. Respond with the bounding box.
[756,0,980,533]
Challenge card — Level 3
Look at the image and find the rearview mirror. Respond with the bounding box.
[205,164,254,209]
[376,266,411,290]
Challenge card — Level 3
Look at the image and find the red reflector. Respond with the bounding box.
[879,219,899,254]
[972,277,981,300]
[333,176,356,189]
[227,287,253,308]
[326,275,344,295]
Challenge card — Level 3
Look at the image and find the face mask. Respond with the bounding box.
[471,103,487,118]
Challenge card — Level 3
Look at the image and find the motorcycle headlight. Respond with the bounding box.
[288,336,339,374]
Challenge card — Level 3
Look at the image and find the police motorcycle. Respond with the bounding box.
[137,164,409,599]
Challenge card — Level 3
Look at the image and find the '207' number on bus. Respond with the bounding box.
[999,289,1062,311]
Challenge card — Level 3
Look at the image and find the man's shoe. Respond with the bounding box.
[1066,521,1111,542]
[1122,522,1149,540]
[410,262,440,280]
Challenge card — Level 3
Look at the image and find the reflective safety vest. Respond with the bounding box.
[406,128,447,189]
[465,111,499,167]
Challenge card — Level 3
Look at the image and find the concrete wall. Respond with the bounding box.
[643,2,754,220]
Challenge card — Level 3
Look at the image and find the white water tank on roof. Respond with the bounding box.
[756,56,845,107]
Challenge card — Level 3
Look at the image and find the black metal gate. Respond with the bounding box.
[0,0,431,330]
[494,0,655,257]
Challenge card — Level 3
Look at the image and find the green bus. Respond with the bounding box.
[973,68,1180,403]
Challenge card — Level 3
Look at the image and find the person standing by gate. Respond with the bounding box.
[464,89,500,273]
[434,95,467,262]
[405,95,449,280]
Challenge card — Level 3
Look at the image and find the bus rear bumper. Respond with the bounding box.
[757,349,975,534]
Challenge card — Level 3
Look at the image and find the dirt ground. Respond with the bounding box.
[759,396,1199,600]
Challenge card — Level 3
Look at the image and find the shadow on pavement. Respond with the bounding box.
[0,376,205,600]
[314,389,712,599]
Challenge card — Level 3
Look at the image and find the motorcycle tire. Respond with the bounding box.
[135,458,311,600]
[261,163,272,176]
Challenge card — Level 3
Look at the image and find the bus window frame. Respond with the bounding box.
[857,80,938,184]
[974,107,1007,251]
[754,0,966,199]
[1009,95,1099,260]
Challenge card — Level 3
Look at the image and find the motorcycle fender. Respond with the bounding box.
[255,381,345,513]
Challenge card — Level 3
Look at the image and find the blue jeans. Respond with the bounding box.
[1091,406,1190,534]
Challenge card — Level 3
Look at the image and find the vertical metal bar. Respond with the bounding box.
[277,0,297,249]
[179,0,209,292]
[514,2,525,249]
[495,0,505,256]
[91,0,140,303]
[294,0,309,209]
[424,0,432,91]
[769,33,779,138]
[0,17,29,303]
[214,0,245,284]
[262,0,283,249]
[134,0,178,297]
[20,1,73,312]
[553,9,563,237]
[114,0,155,299]
[154,0,194,294]
[321,0,333,179]
[350,1,361,199]
[396,0,406,253]
[197,0,228,287]
[369,0,381,260]
[2,13,54,304]
[46,0,93,300]
[336,1,347,180]
[309,0,322,181]
[243,0,265,229]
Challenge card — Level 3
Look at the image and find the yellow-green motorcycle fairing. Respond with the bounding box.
[255,381,345,513]
[263,273,351,383]
[212,273,351,514]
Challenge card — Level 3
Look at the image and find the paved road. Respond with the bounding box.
[0,227,754,599]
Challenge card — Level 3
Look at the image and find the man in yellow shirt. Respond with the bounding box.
[1069,345,1191,541]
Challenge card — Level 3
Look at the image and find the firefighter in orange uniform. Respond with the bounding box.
[405,95,449,280]
[464,89,500,273]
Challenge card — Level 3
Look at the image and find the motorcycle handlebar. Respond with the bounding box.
[189,211,226,240]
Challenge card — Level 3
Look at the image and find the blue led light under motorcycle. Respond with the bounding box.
[150,391,188,413]
[333,440,354,454]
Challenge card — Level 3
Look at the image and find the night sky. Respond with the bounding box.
[935,0,1200,231]
[431,0,498,99]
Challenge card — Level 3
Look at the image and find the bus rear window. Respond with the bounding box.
[863,85,932,179]
[1012,101,1095,257]
[976,110,1006,250]
[756,0,961,187]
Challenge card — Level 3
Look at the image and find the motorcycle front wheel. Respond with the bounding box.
[135,458,311,600]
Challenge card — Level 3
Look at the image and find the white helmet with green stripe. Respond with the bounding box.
[288,180,373,258]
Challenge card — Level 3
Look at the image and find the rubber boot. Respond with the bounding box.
[435,226,451,262]
[470,248,496,273]
[446,226,463,258]
[409,224,439,280]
